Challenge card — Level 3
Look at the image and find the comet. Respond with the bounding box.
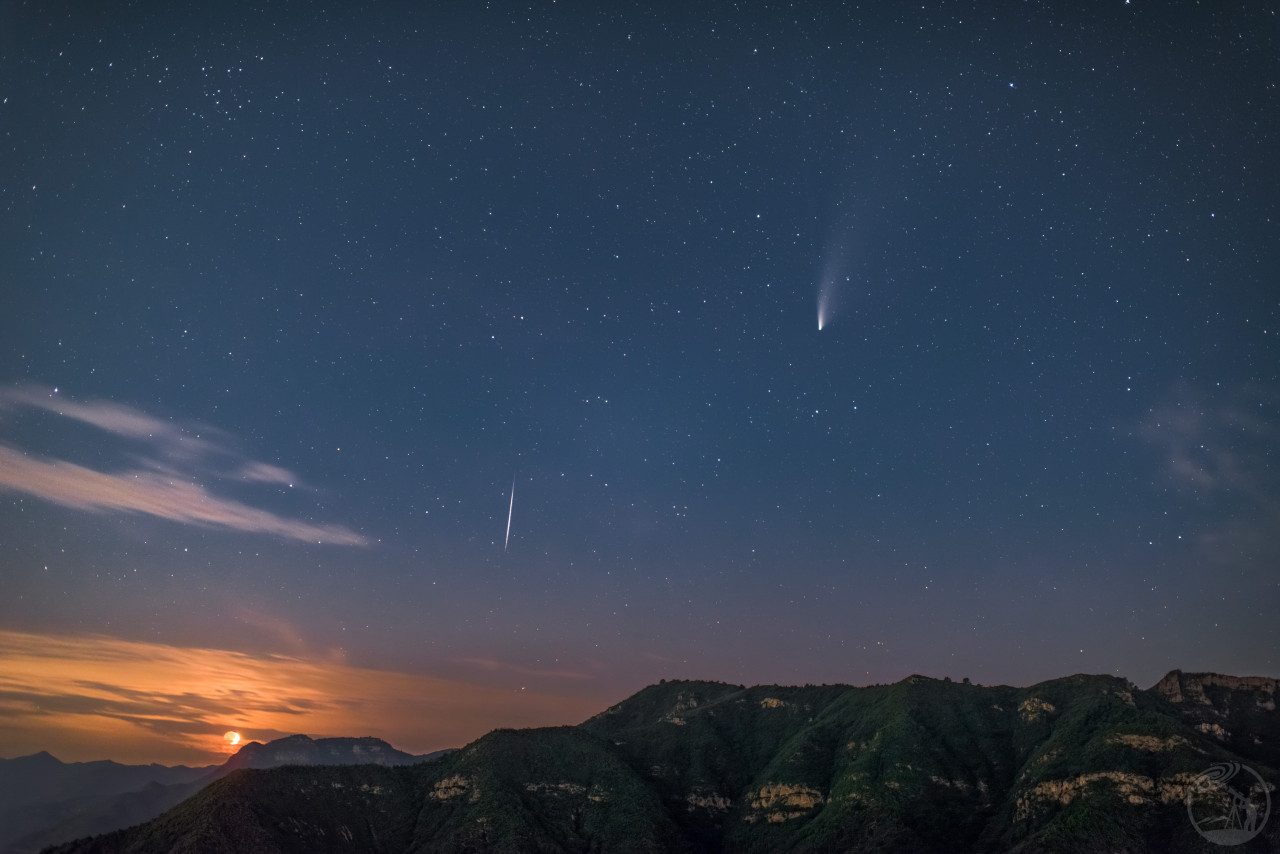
[818,217,858,331]
[504,475,515,552]
[817,267,840,332]
[817,263,843,331]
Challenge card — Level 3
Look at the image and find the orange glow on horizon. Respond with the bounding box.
[0,630,610,766]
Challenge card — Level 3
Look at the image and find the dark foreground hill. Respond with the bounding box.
[47,671,1279,853]
[1,736,445,854]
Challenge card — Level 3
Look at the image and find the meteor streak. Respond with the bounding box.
[504,476,515,552]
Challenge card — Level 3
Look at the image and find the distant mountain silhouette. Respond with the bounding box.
[0,735,447,854]
[42,671,1280,853]
[219,734,432,773]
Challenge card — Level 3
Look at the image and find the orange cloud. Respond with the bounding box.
[0,631,608,766]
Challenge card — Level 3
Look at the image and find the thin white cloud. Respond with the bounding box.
[0,384,216,455]
[238,461,301,486]
[0,385,363,545]
[0,447,363,544]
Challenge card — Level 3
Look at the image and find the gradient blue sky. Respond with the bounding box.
[2,1,1277,764]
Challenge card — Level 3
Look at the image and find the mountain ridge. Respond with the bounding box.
[41,670,1280,853]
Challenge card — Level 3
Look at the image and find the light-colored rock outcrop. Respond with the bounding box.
[745,783,826,823]
[524,781,605,802]
[1019,697,1055,721]
[686,791,731,812]
[1016,771,1203,821]
[1110,733,1192,752]
[1154,671,1279,707]
[431,775,479,802]
[663,692,700,725]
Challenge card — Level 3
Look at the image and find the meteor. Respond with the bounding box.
[504,475,515,552]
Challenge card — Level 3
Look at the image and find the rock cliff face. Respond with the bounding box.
[48,672,1280,854]
[1152,669,1280,769]
[1154,670,1280,706]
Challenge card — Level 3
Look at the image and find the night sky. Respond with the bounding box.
[2,1,1278,765]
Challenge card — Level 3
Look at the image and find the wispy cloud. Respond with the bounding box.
[0,385,362,545]
[237,461,301,486]
[1140,383,1277,505]
[1140,383,1280,570]
[0,631,607,765]
[0,384,215,454]
[0,447,363,544]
